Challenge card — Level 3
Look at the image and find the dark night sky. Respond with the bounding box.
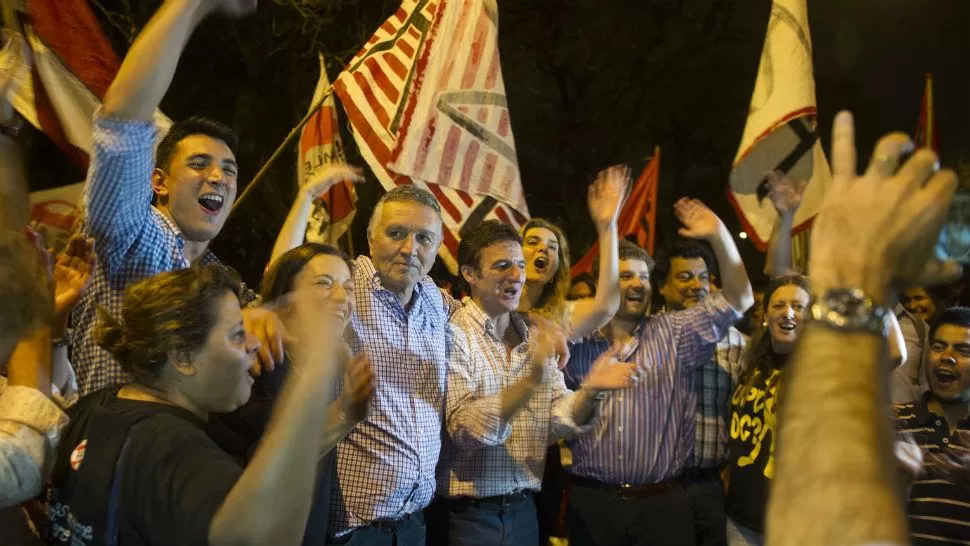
[23,0,970,286]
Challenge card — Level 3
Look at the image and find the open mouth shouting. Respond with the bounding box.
[500,284,522,302]
[777,320,797,333]
[198,193,225,215]
[934,366,960,387]
[533,255,550,272]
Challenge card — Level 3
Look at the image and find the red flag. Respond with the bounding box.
[915,73,938,151]
[570,149,661,277]
[299,53,357,250]
[333,0,528,273]
[2,0,170,168]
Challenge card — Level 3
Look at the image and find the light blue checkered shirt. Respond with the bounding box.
[69,115,252,396]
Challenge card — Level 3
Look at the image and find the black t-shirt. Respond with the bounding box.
[725,359,783,533]
[45,388,243,546]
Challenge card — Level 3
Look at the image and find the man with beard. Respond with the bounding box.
[430,221,634,546]
[563,199,753,546]
[893,307,970,545]
[69,0,361,395]
[653,238,747,546]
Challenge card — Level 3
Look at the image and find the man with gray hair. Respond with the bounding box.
[272,184,452,545]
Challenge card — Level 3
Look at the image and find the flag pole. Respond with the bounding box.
[230,87,334,214]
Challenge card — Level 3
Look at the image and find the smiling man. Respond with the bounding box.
[432,221,634,546]
[67,0,288,396]
[893,307,970,545]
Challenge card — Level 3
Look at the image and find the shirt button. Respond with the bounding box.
[617,454,624,460]
[618,426,624,432]
[936,420,943,426]
[943,438,950,444]
[618,396,624,402]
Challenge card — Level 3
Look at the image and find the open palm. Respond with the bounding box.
[53,235,95,316]
[588,165,630,229]
[675,198,722,241]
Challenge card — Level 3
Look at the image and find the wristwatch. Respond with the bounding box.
[811,288,891,337]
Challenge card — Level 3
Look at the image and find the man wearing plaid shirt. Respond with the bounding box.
[654,238,748,546]
[429,221,635,546]
[69,0,284,397]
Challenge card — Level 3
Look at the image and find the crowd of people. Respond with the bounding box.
[1,1,968,546]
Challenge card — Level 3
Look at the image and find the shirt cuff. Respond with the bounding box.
[0,386,70,441]
[452,397,513,448]
[708,291,744,322]
[551,390,600,440]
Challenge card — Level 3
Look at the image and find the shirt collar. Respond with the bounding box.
[917,391,970,429]
[461,298,529,342]
[354,255,435,305]
[152,207,220,264]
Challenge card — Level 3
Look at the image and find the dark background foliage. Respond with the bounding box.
[23,0,970,287]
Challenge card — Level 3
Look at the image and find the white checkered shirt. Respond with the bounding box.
[69,115,255,397]
[438,300,588,499]
[330,256,455,536]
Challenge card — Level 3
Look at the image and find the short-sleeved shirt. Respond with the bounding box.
[726,356,783,533]
[45,388,242,545]
[893,393,970,545]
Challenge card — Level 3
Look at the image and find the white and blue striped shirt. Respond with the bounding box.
[563,292,742,484]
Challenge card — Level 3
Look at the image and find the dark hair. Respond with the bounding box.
[0,231,53,343]
[155,116,239,171]
[94,264,243,385]
[261,243,354,303]
[737,274,812,399]
[592,239,655,283]
[520,218,571,323]
[651,238,717,292]
[457,220,522,292]
[367,185,443,236]
[929,307,970,341]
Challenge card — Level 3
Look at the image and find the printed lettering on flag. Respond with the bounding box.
[334,0,528,273]
[571,149,660,277]
[728,0,830,251]
[299,53,358,248]
[388,0,529,218]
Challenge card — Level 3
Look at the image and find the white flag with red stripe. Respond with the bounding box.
[299,53,358,249]
[334,0,528,273]
[2,0,169,169]
[728,0,829,250]
[388,0,528,218]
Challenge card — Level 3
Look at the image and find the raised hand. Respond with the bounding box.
[52,235,96,319]
[588,165,630,231]
[242,306,292,375]
[526,313,570,369]
[675,197,724,242]
[766,171,808,218]
[809,112,960,305]
[339,353,376,425]
[302,164,366,201]
[583,344,636,391]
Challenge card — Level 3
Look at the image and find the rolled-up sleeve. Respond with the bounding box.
[444,329,512,449]
[0,383,69,507]
[549,362,598,440]
[84,114,158,274]
[665,292,743,372]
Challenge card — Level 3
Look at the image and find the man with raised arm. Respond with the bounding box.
[68,0,339,395]
[564,200,754,546]
[766,111,961,546]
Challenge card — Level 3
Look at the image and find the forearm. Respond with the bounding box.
[765,215,794,276]
[210,363,337,545]
[708,226,754,312]
[569,224,621,338]
[499,370,542,422]
[268,192,313,268]
[569,388,601,426]
[320,400,356,455]
[766,324,907,545]
[102,0,212,120]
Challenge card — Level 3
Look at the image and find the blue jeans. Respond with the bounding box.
[429,494,539,546]
[326,512,425,546]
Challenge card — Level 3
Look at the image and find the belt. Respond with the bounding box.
[443,490,531,510]
[368,511,421,530]
[570,474,683,500]
[682,467,723,484]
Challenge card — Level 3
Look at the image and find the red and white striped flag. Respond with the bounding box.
[334,0,528,273]
[299,53,357,251]
[388,0,528,217]
[2,0,170,168]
